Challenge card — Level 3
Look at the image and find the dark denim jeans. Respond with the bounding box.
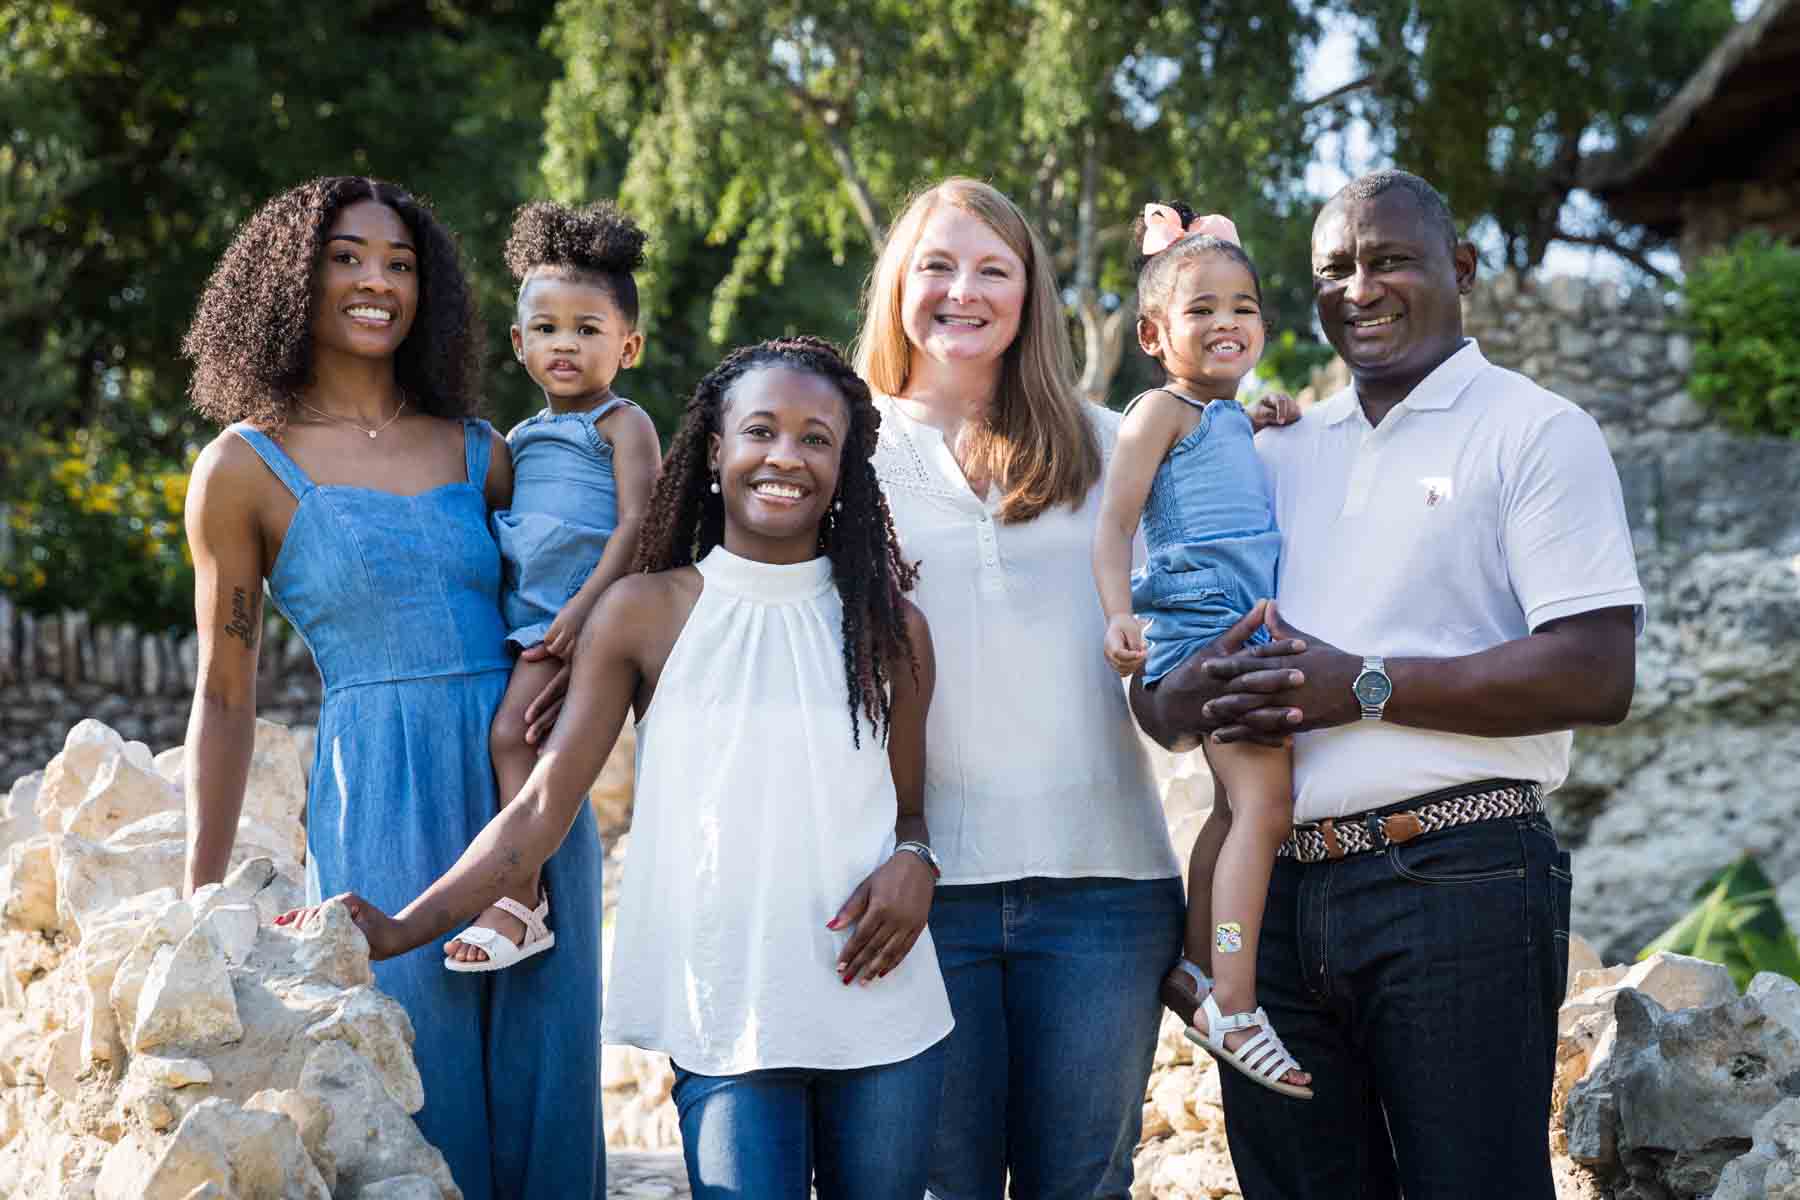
[926,875,1186,1200]
[1219,813,1573,1200]
[671,1039,947,1200]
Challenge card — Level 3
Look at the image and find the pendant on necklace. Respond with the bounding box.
[368,430,378,439]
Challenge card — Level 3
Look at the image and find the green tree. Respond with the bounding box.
[1,0,562,452]
[1320,0,1737,276]
[541,0,1321,405]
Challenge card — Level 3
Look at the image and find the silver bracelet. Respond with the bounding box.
[893,840,941,881]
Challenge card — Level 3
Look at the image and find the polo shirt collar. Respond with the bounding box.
[1325,339,1488,426]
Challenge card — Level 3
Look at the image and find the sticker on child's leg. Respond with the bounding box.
[1215,922,1243,954]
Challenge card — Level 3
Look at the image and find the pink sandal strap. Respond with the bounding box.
[490,894,550,945]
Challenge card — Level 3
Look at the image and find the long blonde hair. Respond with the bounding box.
[854,178,1100,524]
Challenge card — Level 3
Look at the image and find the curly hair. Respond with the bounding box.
[504,200,648,326]
[1133,199,1266,328]
[182,176,480,429]
[635,336,920,748]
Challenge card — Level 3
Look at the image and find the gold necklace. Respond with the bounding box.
[300,396,409,439]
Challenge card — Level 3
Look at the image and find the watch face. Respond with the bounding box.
[1354,672,1393,705]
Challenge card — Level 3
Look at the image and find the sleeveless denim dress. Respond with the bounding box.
[492,397,633,652]
[231,419,605,1200]
[1128,391,1282,685]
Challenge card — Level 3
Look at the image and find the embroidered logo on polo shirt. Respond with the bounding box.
[1420,476,1453,508]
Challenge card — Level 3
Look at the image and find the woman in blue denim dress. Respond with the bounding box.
[443,201,660,973]
[1092,202,1312,1100]
[179,177,605,1198]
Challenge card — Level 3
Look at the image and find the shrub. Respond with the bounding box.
[0,428,196,630]
[1640,854,1800,990]
[1683,232,1800,439]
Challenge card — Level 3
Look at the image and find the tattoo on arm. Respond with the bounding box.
[223,586,259,649]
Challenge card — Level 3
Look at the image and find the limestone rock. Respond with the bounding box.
[1570,987,1800,1195]
[36,719,129,832]
[1748,972,1800,1042]
[1565,933,1603,989]
[0,834,61,931]
[131,922,244,1054]
[246,1088,334,1193]
[285,897,374,991]
[1713,1097,1800,1200]
[112,1098,330,1200]
[302,985,423,1114]
[296,1040,461,1200]
[64,754,181,843]
[355,1176,444,1199]
[241,720,307,831]
[1,772,42,845]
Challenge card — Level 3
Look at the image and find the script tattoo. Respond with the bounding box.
[223,586,258,650]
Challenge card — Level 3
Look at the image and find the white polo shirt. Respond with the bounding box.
[1257,340,1645,823]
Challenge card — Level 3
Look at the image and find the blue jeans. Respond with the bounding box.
[1219,813,1573,1200]
[671,1039,947,1200]
[926,875,1185,1199]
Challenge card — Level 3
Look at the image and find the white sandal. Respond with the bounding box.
[1189,993,1314,1100]
[444,892,555,974]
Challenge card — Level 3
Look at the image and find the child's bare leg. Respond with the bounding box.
[1162,777,1231,1024]
[1201,736,1309,1088]
[445,652,562,964]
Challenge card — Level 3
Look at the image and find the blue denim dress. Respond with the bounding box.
[1128,391,1281,685]
[492,397,632,651]
[231,419,605,1199]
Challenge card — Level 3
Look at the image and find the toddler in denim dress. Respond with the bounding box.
[442,200,662,974]
[1092,203,1313,1100]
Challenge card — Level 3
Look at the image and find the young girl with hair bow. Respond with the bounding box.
[1092,201,1313,1100]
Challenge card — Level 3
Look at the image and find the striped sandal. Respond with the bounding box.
[1191,994,1314,1101]
[443,891,555,974]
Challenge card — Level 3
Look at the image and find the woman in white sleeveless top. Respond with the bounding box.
[291,337,953,1199]
[855,178,1184,1199]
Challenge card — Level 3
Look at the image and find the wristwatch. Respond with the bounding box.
[894,841,941,881]
[1352,655,1392,720]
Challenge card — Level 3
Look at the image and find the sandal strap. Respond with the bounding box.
[491,895,550,944]
[1175,958,1214,994]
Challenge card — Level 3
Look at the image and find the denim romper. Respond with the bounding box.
[230,419,605,1199]
[1128,390,1282,685]
[492,396,633,651]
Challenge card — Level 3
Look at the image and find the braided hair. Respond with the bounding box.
[635,336,919,748]
[183,176,479,430]
[504,200,647,325]
[1133,199,1265,328]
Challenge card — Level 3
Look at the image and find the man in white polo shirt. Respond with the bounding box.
[1132,169,1644,1199]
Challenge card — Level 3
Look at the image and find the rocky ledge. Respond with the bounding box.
[0,718,458,1199]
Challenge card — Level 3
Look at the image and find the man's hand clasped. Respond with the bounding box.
[1147,598,1363,746]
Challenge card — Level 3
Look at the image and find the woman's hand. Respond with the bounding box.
[544,596,596,662]
[828,852,936,984]
[1249,391,1302,431]
[274,892,411,961]
[1103,613,1148,677]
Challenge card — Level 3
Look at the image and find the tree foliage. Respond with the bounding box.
[1321,0,1737,275]
[542,0,1320,404]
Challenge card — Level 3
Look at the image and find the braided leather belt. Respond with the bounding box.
[1277,779,1544,863]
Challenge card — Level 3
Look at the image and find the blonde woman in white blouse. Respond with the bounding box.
[854,178,1184,1199]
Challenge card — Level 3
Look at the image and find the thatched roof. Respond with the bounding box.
[1587,0,1800,236]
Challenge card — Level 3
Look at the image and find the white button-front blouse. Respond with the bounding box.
[872,397,1179,887]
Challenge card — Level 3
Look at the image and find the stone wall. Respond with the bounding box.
[0,600,322,790]
[1464,272,1800,961]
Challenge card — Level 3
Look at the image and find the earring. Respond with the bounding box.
[833,498,842,512]
[709,475,721,494]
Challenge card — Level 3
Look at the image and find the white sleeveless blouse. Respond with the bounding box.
[602,546,954,1074]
